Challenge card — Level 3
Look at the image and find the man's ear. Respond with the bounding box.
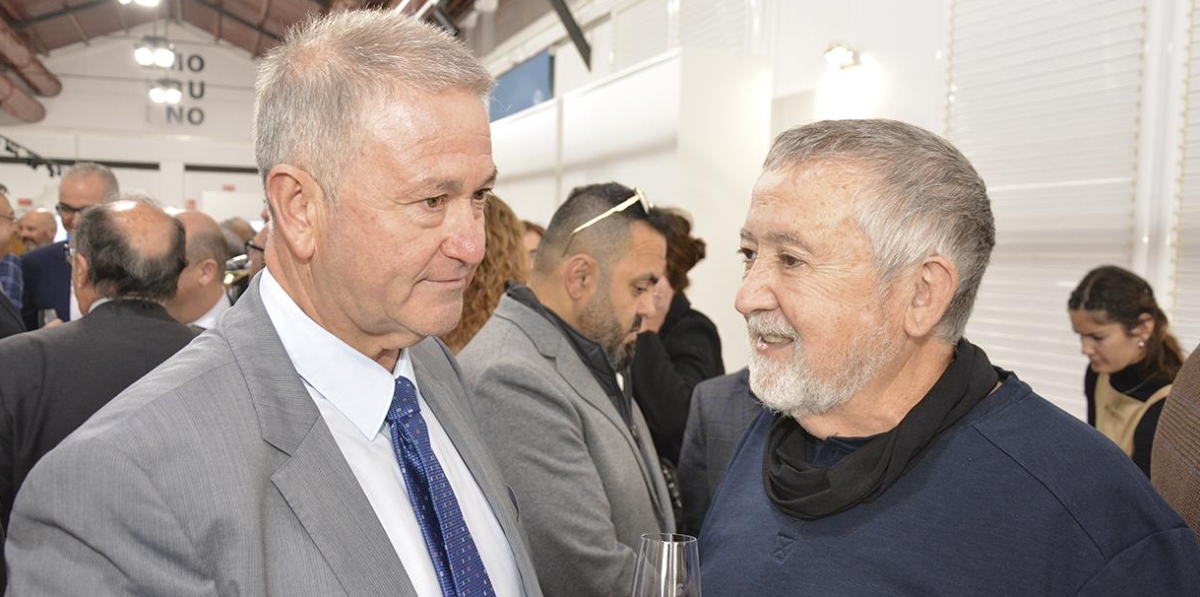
[264,164,327,262]
[71,252,89,290]
[564,254,599,301]
[196,258,220,287]
[903,255,958,338]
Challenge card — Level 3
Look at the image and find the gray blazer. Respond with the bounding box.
[676,368,763,535]
[4,278,543,597]
[459,295,674,597]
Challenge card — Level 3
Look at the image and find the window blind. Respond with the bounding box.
[1172,4,1200,353]
[948,0,1147,418]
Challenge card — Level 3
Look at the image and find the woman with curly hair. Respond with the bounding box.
[630,207,724,466]
[1068,265,1187,475]
[442,195,529,353]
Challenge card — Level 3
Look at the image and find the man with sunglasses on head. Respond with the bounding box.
[460,182,676,597]
[20,161,118,329]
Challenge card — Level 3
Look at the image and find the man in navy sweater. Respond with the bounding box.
[701,119,1200,596]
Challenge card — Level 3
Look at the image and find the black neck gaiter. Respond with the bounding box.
[763,339,999,520]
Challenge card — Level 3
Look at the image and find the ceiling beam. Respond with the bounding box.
[0,0,48,55]
[10,0,108,30]
[546,0,589,70]
[250,0,271,57]
[113,1,128,34]
[213,0,223,41]
[186,0,280,41]
[66,10,89,45]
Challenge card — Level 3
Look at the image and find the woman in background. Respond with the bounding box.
[442,195,528,353]
[1068,265,1186,475]
[631,207,724,467]
[521,220,544,272]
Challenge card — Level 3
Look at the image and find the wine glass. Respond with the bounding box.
[629,533,701,597]
[39,308,60,327]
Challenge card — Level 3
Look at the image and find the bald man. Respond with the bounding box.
[17,209,56,252]
[167,210,232,329]
[0,197,197,530]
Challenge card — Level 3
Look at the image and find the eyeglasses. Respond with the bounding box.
[244,239,265,254]
[55,202,88,216]
[562,188,653,256]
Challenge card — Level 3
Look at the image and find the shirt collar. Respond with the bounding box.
[259,269,411,440]
[191,293,232,329]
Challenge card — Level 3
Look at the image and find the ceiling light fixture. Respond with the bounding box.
[824,42,859,69]
[149,79,183,105]
[134,36,175,68]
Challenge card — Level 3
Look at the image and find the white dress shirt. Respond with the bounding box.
[69,282,81,322]
[259,270,524,597]
[190,292,231,329]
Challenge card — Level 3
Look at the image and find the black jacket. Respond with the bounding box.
[0,299,198,530]
[19,241,70,330]
[0,292,22,340]
[630,292,724,465]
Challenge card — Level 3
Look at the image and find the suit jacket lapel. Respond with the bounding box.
[499,297,668,526]
[224,278,417,597]
[272,427,418,597]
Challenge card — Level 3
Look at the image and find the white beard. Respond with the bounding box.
[746,311,896,419]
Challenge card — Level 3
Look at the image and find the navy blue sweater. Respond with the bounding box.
[699,371,1200,596]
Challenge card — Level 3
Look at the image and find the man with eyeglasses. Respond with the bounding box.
[245,228,267,275]
[19,161,118,329]
[460,182,676,597]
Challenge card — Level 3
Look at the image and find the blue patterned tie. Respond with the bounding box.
[386,376,496,597]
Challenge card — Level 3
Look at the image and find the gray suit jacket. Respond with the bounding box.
[4,278,543,597]
[676,368,762,535]
[459,295,674,597]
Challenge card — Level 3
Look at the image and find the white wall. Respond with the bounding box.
[0,20,261,220]
[484,0,949,371]
[770,0,947,132]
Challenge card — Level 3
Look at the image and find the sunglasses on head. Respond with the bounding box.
[561,188,653,257]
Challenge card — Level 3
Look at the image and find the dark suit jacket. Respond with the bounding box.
[0,299,197,529]
[630,292,724,465]
[676,367,761,535]
[0,292,22,340]
[19,241,69,330]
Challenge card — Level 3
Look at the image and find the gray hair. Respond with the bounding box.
[63,162,119,200]
[764,119,995,342]
[253,11,495,201]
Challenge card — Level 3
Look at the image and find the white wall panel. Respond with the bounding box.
[492,101,562,225]
[949,0,1148,418]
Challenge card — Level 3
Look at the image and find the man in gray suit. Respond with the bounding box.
[676,367,761,535]
[6,12,542,597]
[460,182,675,597]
